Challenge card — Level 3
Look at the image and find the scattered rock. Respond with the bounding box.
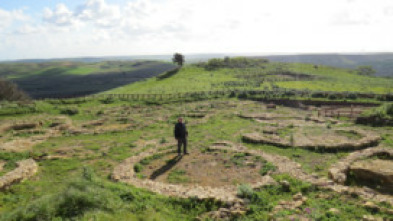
[328,208,340,215]
[328,167,347,184]
[280,180,291,192]
[293,192,303,201]
[41,155,68,160]
[364,201,379,210]
[362,215,383,221]
[230,209,246,216]
[266,103,276,109]
[0,161,5,172]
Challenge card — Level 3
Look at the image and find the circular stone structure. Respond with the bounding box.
[112,141,393,206]
[112,141,309,203]
[242,128,380,152]
[138,149,273,188]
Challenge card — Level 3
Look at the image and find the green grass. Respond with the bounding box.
[0,60,174,99]
[1,61,141,79]
[1,81,393,220]
[105,66,240,94]
[106,61,393,95]
[259,162,277,176]
[239,174,392,221]
[276,63,393,94]
[0,57,393,220]
[167,169,189,184]
[0,168,222,221]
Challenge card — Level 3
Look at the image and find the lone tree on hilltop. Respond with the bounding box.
[172,53,185,66]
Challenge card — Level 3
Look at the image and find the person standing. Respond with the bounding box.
[174,117,188,155]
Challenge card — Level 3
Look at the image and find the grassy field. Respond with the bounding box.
[1,57,393,220]
[106,59,393,95]
[0,97,392,220]
[0,61,175,99]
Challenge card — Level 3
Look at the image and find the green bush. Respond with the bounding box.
[386,103,393,116]
[156,67,180,80]
[0,78,29,101]
[202,57,269,71]
[346,93,358,100]
[362,103,393,119]
[100,97,116,104]
[237,184,254,199]
[133,163,143,173]
[328,93,338,100]
[259,162,277,176]
[159,137,167,144]
[311,92,326,98]
[60,108,79,115]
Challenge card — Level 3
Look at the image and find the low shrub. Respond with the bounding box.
[60,108,79,116]
[100,97,116,104]
[259,162,277,176]
[237,184,254,199]
[0,78,30,101]
[156,67,180,80]
[133,163,143,173]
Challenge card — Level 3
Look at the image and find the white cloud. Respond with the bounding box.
[14,24,43,35]
[43,4,77,27]
[1,0,393,60]
[76,0,122,28]
[0,8,29,30]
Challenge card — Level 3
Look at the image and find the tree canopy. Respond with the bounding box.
[172,53,185,66]
[356,65,376,76]
[0,78,29,101]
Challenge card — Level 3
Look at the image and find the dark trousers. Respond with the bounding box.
[177,137,187,154]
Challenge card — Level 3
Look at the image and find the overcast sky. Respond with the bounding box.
[0,0,393,60]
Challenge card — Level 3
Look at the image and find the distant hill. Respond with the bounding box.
[106,57,393,95]
[0,54,227,64]
[0,60,175,99]
[7,53,392,77]
[261,53,393,77]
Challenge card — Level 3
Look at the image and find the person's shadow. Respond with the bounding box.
[150,155,183,180]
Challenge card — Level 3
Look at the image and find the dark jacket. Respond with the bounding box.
[174,122,188,139]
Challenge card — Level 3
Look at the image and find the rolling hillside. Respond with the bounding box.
[0,60,175,99]
[263,53,393,77]
[106,57,393,95]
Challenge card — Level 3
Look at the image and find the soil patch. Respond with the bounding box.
[139,150,273,187]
